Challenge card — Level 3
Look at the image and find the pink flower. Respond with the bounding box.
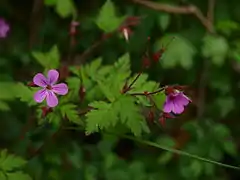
[163,91,191,114]
[0,18,9,38]
[33,69,68,107]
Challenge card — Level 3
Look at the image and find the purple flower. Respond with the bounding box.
[0,18,9,38]
[163,91,191,114]
[33,69,68,107]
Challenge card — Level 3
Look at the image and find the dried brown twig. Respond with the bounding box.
[129,0,215,33]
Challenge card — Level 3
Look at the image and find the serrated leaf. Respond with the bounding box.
[65,77,81,100]
[56,0,75,18]
[85,101,118,134]
[155,35,196,69]
[108,53,131,94]
[60,104,82,125]
[128,73,158,105]
[7,172,32,180]
[202,35,229,66]
[85,57,102,80]
[69,66,80,77]
[32,45,60,69]
[113,96,150,136]
[96,0,124,32]
[97,80,116,102]
[15,83,37,106]
[0,150,27,171]
[96,53,131,101]
[47,113,61,127]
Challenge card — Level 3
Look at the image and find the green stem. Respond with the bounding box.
[119,134,240,170]
[63,127,240,170]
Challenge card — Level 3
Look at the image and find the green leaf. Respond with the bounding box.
[113,95,150,136]
[202,35,229,66]
[151,92,166,110]
[0,82,17,111]
[128,73,158,105]
[85,101,118,134]
[56,0,75,18]
[0,101,10,111]
[155,35,196,69]
[65,77,81,101]
[96,53,131,101]
[6,172,32,180]
[32,45,60,69]
[96,0,124,32]
[0,82,16,100]
[209,145,223,160]
[85,57,103,80]
[0,150,27,171]
[190,160,203,177]
[15,83,37,106]
[0,172,7,180]
[213,124,230,138]
[108,53,131,94]
[97,80,116,102]
[222,140,237,156]
[215,97,234,117]
[60,104,82,125]
[47,113,61,127]
[157,13,170,31]
[156,136,176,147]
[158,152,173,164]
[44,0,57,6]
[216,20,240,36]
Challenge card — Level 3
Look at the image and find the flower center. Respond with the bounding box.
[46,85,52,90]
[169,95,175,100]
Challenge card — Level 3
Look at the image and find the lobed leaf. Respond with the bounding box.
[60,104,82,125]
[0,150,27,172]
[32,45,60,69]
[85,101,118,134]
[96,0,124,32]
[155,35,196,69]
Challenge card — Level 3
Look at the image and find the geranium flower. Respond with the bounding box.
[0,18,9,38]
[33,69,68,107]
[163,90,191,114]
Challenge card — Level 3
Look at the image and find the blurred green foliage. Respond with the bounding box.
[0,0,240,179]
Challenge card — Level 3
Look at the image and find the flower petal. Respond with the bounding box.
[163,98,173,113]
[47,69,59,85]
[46,91,58,107]
[172,102,184,114]
[52,83,68,95]
[175,94,190,106]
[33,73,48,87]
[34,89,47,103]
